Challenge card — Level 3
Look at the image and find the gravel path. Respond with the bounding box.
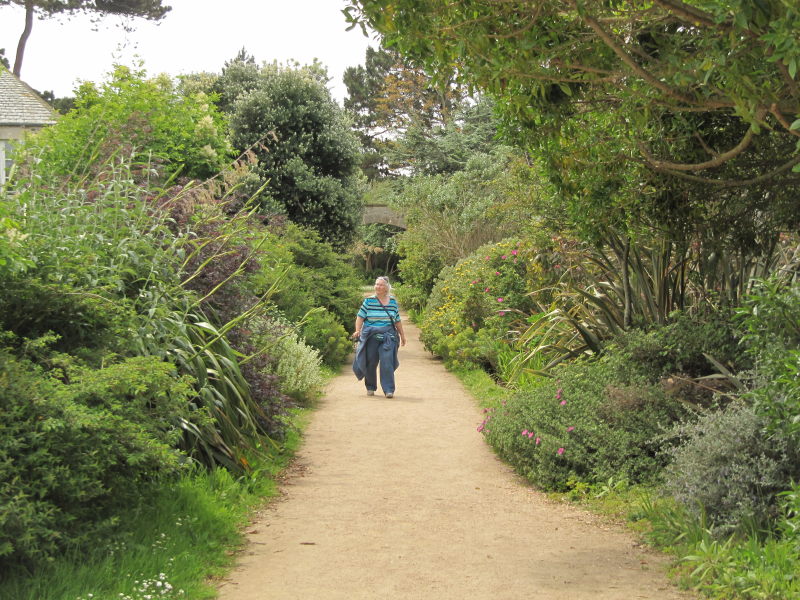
[217,317,694,600]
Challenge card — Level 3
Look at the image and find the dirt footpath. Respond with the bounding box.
[217,317,694,600]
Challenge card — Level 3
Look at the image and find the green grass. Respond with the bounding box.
[454,367,513,409]
[0,410,307,600]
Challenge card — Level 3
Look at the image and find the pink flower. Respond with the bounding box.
[470,280,477,285]
[477,424,485,432]
[497,297,504,302]
[528,431,534,438]
[501,255,507,259]
[495,271,500,275]
[522,429,529,436]
[535,437,541,445]
[555,388,562,400]
[498,311,506,316]
[557,447,565,455]
[560,400,567,406]
[567,426,575,432]
[511,249,518,255]
[485,287,490,292]
[485,256,490,260]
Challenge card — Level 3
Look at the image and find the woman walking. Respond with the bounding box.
[352,276,406,398]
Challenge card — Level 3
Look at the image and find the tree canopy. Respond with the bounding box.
[1,0,170,75]
[345,1,800,188]
[222,59,364,250]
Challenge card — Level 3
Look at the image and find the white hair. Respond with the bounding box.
[375,275,392,293]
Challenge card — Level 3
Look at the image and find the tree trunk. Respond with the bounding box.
[13,1,35,77]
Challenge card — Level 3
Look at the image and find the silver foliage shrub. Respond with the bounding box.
[663,401,793,535]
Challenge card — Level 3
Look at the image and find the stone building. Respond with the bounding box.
[0,68,57,184]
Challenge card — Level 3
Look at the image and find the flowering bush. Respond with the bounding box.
[480,354,691,491]
[419,238,539,371]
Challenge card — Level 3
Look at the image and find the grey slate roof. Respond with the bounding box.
[0,68,57,127]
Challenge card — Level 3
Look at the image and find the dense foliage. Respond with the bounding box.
[0,65,363,570]
[216,58,365,249]
[17,65,231,180]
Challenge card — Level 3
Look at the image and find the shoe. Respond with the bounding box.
[367,390,375,396]
[385,393,393,398]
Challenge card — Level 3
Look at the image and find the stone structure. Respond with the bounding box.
[363,204,406,229]
[0,68,57,184]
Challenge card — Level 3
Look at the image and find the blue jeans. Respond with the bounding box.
[363,333,397,394]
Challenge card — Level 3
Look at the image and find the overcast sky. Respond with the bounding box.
[0,0,378,103]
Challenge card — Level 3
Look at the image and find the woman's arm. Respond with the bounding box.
[395,320,406,346]
[353,315,365,340]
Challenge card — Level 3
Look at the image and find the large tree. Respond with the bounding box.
[345,1,800,189]
[343,45,468,178]
[225,61,364,250]
[1,0,170,76]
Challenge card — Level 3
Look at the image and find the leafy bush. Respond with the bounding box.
[0,278,137,363]
[252,319,325,404]
[614,310,745,378]
[0,351,191,567]
[300,308,352,368]
[662,401,800,536]
[737,278,800,437]
[481,354,691,491]
[17,64,231,181]
[249,223,362,333]
[419,238,539,371]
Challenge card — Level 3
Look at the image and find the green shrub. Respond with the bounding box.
[663,401,800,535]
[420,238,539,371]
[0,351,191,567]
[481,355,691,491]
[249,223,362,330]
[301,309,352,367]
[270,331,325,404]
[17,64,231,181]
[0,278,137,362]
[737,279,800,437]
[614,310,746,378]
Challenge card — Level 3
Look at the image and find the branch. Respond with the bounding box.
[650,0,720,29]
[770,104,800,138]
[647,153,800,187]
[638,125,758,172]
[574,2,705,107]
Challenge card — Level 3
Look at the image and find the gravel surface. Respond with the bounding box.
[217,316,694,600]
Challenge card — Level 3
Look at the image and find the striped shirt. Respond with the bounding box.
[358,296,400,327]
